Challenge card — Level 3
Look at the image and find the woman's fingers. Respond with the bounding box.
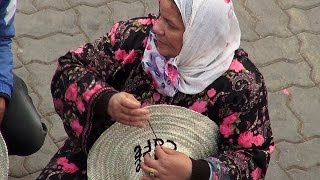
[118,104,149,117]
[154,145,167,159]
[140,161,160,179]
[108,92,149,127]
[140,175,160,180]
[131,108,149,116]
[143,153,160,168]
[140,176,152,180]
[121,93,141,108]
[116,108,149,126]
[159,146,177,155]
[115,113,148,127]
[118,119,145,128]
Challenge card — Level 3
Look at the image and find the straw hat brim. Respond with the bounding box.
[87,105,219,180]
[0,133,9,179]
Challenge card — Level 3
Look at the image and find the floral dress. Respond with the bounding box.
[37,16,274,180]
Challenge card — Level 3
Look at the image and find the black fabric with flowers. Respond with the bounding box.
[37,16,274,180]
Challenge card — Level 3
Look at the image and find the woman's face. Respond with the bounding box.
[153,0,185,58]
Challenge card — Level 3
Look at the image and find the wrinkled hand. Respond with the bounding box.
[108,92,149,127]
[0,97,6,126]
[140,145,192,180]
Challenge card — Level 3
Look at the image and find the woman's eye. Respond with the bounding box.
[167,22,177,29]
[168,22,175,28]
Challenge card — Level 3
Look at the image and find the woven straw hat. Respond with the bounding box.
[87,105,219,180]
[0,132,9,179]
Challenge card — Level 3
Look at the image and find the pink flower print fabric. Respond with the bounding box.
[70,118,83,137]
[219,113,238,138]
[115,49,138,64]
[65,83,78,102]
[57,157,79,174]
[110,23,120,45]
[238,131,265,148]
[251,167,262,180]
[189,100,208,113]
[38,16,273,180]
[229,59,245,72]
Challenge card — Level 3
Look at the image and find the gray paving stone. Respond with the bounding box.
[108,1,145,23]
[25,62,54,90]
[33,0,71,10]
[16,0,37,14]
[12,67,32,93]
[67,0,109,7]
[29,92,40,108]
[288,166,320,180]
[278,0,320,9]
[67,0,107,6]
[106,0,137,3]
[17,34,86,64]
[140,0,159,16]
[15,9,79,38]
[9,171,41,180]
[56,141,66,149]
[241,36,303,66]
[12,41,23,69]
[234,0,259,41]
[26,63,56,115]
[8,156,29,178]
[76,5,112,42]
[288,87,320,138]
[24,135,58,174]
[298,33,320,84]
[265,154,291,180]
[278,138,320,169]
[246,0,292,37]
[268,92,303,143]
[260,61,314,91]
[287,7,320,34]
[36,83,55,115]
[46,114,68,143]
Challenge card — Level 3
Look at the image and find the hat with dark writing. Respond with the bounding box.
[87,105,219,180]
[0,132,8,179]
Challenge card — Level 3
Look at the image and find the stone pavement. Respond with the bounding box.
[8,0,320,179]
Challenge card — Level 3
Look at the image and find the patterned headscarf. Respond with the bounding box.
[142,0,241,97]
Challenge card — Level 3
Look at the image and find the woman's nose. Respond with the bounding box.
[153,19,164,36]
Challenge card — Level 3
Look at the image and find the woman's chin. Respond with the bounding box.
[156,47,165,56]
[156,47,169,58]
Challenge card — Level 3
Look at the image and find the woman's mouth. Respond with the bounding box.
[157,39,165,47]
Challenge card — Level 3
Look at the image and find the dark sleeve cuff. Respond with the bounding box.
[190,158,211,180]
[94,91,118,117]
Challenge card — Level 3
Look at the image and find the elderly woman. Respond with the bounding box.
[37,0,274,179]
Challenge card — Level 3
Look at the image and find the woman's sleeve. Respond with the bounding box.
[207,104,273,180]
[50,19,149,154]
[191,69,274,179]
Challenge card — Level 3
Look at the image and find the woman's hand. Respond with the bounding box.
[108,92,149,127]
[140,145,192,180]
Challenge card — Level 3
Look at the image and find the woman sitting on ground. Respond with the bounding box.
[37,0,274,179]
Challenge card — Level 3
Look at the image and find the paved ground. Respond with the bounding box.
[8,0,320,179]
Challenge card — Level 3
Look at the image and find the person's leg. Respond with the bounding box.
[37,139,87,180]
[1,74,47,156]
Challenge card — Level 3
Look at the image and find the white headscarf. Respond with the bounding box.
[142,0,241,96]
